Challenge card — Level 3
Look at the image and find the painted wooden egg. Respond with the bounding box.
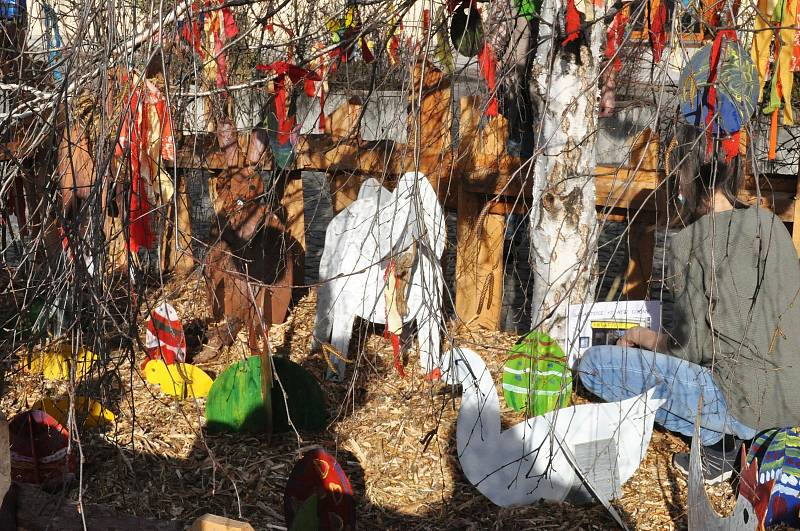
[502,331,572,416]
[9,410,76,488]
[206,356,270,434]
[284,448,356,531]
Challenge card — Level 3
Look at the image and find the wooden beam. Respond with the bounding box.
[794,166,800,253]
[281,177,306,251]
[622,223,656,299]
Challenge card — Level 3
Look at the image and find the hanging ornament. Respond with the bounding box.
[256,61,322,169]
[115,72,175,253]
[678,34,758,161]
[450,0,484,57]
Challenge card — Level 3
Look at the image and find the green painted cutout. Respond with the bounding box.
[272,357,327,433]
[206,356,270,434]
[289,493,319,531]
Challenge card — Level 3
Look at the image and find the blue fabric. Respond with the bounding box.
[677,40,759,135]
[0,0,25,20]
[578,345,758,446]
[42,3,62,82]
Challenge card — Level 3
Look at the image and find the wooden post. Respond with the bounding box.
[622,222,655,299]
[455,186,506,330]
[793,165,800,254]
[160,175,195,275]
[281,174,306,251]
[329,172,361,215]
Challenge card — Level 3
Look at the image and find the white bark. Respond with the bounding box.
[529,2,608,340]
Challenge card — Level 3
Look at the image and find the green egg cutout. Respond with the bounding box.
[502,331,572,416]
[206,356,270,434]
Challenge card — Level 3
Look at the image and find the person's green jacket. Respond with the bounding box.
[667,206,800,432]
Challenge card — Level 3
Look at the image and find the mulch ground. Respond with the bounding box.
[1,272,743,530]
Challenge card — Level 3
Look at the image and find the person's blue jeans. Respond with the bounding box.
[577,345,758,446]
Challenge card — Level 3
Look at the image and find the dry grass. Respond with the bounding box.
[1,272,741,530]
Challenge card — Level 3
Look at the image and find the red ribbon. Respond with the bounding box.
[180,18,204,57]
[257,62,322,145]
[605,10,628,72]
[562,0,582,45]
[477,42,499,117]
[705,29,739,162]
[649,2,667,62]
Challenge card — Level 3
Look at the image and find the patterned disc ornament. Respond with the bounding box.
[678,40,759,135]
[450,1,484,57]
[741,426,800,528]
[284,448,356,531]
[502,331,572,416]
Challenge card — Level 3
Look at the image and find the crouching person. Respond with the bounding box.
[578,124,800,485]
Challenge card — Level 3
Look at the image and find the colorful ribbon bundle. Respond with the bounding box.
[256,61,321,168]
[326,5,374,64]
[751,0,800,157]
[179,0,239,89]
[383,260,406,378]
[115,74,176,253]
[448,0,499,116]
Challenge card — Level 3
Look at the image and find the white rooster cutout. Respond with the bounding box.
[687,399,756,531]
[442,347,665,506]
[313,172,446,380]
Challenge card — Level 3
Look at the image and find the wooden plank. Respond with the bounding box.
[454,186,505,330]
[594,165,795,220]
[189,514,255,531]
[15,484,180,531]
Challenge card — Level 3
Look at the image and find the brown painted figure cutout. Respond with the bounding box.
[198,122,302,361]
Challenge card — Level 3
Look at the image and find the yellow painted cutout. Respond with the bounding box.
[26,344,97,381]
[144,361,213,399]
[31,397,116,428]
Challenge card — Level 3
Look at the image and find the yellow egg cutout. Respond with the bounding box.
[144,361,213,399]
[31,397,116,429]
[26,344,97,381]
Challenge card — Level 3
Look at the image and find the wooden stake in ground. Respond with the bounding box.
[160,175,195,275]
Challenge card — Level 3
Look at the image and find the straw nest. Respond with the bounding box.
[1,272,742,530]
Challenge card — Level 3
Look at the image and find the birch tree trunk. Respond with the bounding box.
[529,2,608,341]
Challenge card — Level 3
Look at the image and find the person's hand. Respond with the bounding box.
[616,326,665,352]
[616,331,639,347]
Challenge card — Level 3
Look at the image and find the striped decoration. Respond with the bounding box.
[144,302,186,367]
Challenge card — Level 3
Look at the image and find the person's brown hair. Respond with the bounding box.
[667,123,746,222]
